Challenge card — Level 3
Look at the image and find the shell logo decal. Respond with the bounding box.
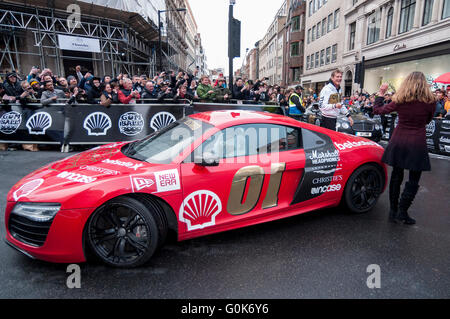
[83,112,112,136]
[26,112,52,135]
[179,190,222,231]
[150,112,176,131]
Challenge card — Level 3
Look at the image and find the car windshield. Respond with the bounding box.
[122,117,214,164]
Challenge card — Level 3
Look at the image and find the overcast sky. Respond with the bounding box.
[189,0,285,75]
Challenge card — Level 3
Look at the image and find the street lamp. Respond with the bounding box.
[158,8,187,73]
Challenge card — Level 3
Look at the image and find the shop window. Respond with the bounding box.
[367,9,381,44]
[386,7,394,38]
[443,0,450,19]
[349,22,356,50]
[423,0,434,25]
[399,0,416,34]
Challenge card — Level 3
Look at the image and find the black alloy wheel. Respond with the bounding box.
[344,164,384,214]
[87,197,161,268]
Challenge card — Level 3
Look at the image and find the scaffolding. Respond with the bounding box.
[0,1,160,78]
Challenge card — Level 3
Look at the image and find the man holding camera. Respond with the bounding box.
[319,69,354,130]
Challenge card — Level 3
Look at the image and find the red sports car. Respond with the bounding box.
[4,111,387,267]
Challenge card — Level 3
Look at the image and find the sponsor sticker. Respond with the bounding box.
[102,159,143,171]
[334,140,380,150]
[312,175,343,185]
[439,136,450,144]
[154,169,181,192]
[13,179,44,201]
[179,190,222,231]
[426,120,435,137]
[0,111,22,135]
[309,150,340,165]
[57,171,97,184]
[80,165,120,176]
[130,176,155,192]
[311,184,342,195]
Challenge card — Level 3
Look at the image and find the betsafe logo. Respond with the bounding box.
[334,140,380,150]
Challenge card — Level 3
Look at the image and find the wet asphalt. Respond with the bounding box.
[0,147,449,299]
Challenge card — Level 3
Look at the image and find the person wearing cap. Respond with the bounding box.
[87,77,103,104]
[288,85,306,116]
[3,72,23,102]
[319,69,354,130]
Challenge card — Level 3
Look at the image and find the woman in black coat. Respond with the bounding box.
[373,72,436,225]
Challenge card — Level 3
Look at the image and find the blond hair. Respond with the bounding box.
[392,72,436,105]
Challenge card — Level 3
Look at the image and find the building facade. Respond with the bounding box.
[184,0,199,74]
[343,0,450,95]
[283,0,307,87]
[302,0,344,96]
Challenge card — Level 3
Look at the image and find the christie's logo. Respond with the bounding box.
[308,150,340,165]
[334,141,379,150]
[312,175,343,185]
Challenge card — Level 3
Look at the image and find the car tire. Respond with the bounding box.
[86,196,164,268]
[343,164,384,214]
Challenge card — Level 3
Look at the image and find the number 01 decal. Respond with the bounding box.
[227,163,286,216]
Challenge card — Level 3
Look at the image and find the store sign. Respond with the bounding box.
[58,34,101,53]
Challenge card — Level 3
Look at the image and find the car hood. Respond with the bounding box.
[7,142,180,208]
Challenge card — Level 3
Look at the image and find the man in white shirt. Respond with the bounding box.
[319,69,354,130]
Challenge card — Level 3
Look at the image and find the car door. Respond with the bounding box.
[179,123,305,236]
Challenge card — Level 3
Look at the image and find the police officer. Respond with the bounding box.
[319,69,354,130]
[289,85,306,116]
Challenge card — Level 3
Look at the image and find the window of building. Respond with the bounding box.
[309,1,313,16]
[367,9,381,44]
[306,56,310,69]
[312,25,316,41]
[311,54,315,68]
[326,47,331,64]
[315,52,319,68]
[423,0,434,25]
[307,28,311,43]
[399,0,416,34]
[443,0,450,19]
[293,68,301,82]
[328,13,333,32]
[320,49,325,66]
[349,22,356,50]
[331,44,337,63]
[318,0,323,8]
[291,42,300,56]
[386,7,394,38]
[322,18,327,34]
[317,22,321,38]
[353,0,358,5]
[292,16,301,32]
[334,9,340,28]
[314,0,319,12]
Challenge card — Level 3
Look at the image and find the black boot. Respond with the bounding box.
[388,175,403,222]
[397,182,419,225]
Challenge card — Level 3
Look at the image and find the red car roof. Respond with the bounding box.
[188,110,305,129]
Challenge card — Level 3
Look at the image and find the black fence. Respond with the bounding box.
[0,102,285,146]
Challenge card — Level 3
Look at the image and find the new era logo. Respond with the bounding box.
[131,176,155,192]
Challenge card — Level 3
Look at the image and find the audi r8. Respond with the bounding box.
[5,110,387,267]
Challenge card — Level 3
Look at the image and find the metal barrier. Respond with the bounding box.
[0,102,285,151]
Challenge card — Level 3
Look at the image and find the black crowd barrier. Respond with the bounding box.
[0,101,285,146]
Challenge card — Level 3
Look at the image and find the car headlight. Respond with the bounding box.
[11,203,61,222]
[341,122,350,130]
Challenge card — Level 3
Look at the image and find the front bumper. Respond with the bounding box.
[4,202,94,263]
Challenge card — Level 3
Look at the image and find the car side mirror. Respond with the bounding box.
[194,152,220,167]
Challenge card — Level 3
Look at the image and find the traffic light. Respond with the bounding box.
[229,17,241,58]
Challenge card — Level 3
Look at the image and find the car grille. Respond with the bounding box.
[8,214,53,247]
[353,123,374,131]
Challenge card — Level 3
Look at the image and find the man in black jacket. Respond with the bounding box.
[3,72,23,102]
[87,77,103,104]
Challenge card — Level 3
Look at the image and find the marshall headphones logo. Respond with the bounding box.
[118,112,144,136]
[84,112,112,136]
[0,111,22,134]
[26,112,52,135]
